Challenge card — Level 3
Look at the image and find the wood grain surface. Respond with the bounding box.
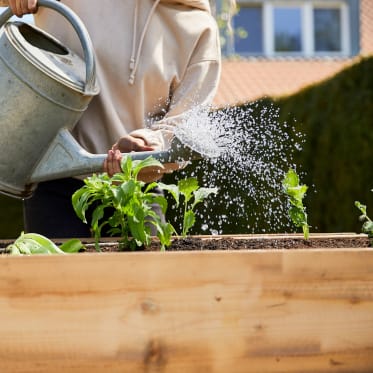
[0,248,372,372]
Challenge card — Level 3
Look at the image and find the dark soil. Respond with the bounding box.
[81,234,371,252]
[0,234,370,254]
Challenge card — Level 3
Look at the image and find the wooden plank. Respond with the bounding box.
[0,249,372,372]
[0,1,8,6]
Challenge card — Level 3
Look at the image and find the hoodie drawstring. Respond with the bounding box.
[129,0,161,85]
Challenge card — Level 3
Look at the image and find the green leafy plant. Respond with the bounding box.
[72,156,218,251]
[282,168,310,239]
[72,156,175,251]
[5,232,83,255]
[355,196,373,238]
[159,178,218,237]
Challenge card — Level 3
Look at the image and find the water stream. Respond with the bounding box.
[168,101,306,234]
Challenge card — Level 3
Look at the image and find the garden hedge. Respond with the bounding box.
[274,56,373,233]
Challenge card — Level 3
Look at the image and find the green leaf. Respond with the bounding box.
[21,232,64,254]
[6,232,65,255]
[288,206,307,227]
[285,185,308,203]
[8,244,21,255]
[282,168,299,188]
[282,168,310,240]
[60,239,85,253]
[132,157,164,179]
[178,178,199,203]
[151,195,169,215]
[302,224,310,240]
[183,210,196,237]
[128,208,149,247]
[156,222,175,251]
[71,188,90,222]
[192,187,218,208]
[144,182,159,193]
[355,201,367,216]
[362,221,373,235]
[158,182,180,206]
[115,180,136,206]
[91,204,106,232]
[120,156,133,180]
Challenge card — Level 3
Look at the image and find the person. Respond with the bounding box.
[7,0,222,237]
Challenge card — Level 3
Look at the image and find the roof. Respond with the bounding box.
[214,0,373,107]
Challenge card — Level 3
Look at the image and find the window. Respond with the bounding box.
[234,6,263,54]
[314,8,342,52]
[227,0,357,57]
[274,6,302,52]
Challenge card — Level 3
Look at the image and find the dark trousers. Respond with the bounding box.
[23,178,164,238]
[23,178,92,238]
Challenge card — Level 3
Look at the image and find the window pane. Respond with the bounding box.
[314,8,341,52]
[234,6,263,54]
[274,7,302,52]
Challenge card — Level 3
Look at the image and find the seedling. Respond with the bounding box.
[355,195,373,238]
[282,168,310,239]
[72,156,217,251]
[159,178,218,237]
[72,156,174,251]
[5,232,83,255]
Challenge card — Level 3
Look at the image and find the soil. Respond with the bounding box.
[81,234,372,252]
[0,234,371,254]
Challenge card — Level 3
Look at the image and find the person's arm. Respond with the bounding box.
[5,0,38,17]
[130,25,222,152]
[132,59,221,150]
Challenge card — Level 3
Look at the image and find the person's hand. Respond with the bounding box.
[103,149,123,177]
[103,135,155,178]
[111,135,155,154]
[7,0,38,17]
[103,135,180,181]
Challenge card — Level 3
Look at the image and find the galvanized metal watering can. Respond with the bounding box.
[0,0,218,199]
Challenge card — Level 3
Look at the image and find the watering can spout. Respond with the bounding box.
[28,129,178,184]
[29,127,219,184]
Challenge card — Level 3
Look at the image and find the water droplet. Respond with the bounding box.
[170,101,304,233]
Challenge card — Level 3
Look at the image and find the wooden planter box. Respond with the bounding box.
[0,233,372,372]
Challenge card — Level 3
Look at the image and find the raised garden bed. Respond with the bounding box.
[0,233,372,372]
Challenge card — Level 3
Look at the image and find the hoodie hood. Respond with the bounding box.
[129,0,210,84]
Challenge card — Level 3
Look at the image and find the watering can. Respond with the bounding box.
[0,0,220,199]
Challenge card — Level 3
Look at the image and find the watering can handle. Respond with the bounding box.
[0,0,96,94]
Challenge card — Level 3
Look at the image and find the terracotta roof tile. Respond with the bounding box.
[214,58,356,106]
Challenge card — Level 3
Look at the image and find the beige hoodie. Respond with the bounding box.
[35,0,221,155]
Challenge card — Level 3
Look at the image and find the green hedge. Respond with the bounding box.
[275,56,373,233]
[1,56,372,238]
